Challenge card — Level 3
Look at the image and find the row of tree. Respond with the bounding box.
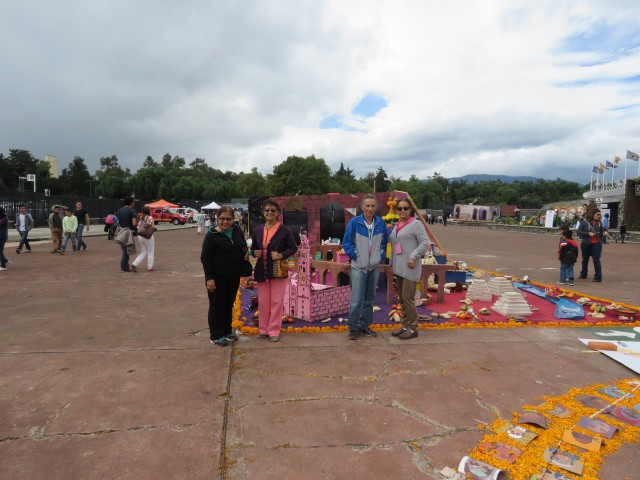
[0,149,586,208]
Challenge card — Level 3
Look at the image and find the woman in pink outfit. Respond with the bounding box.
[251,200,297,342]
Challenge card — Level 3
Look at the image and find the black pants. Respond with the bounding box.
[207,275,241,341]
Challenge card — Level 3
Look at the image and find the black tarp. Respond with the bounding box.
[319,202,346,242]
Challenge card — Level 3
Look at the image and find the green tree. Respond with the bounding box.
[268,155,332,195]
[142,156,158,168]
[129,166,164,199]
[389,175,426,207]
[237,168,268,197]
[95,154,131,198]
[374,167,391,192]
[60,156,92,196]
[3,149,40,190]
[203,179,236,202]
[0,153,9,189]
[172,177,194,199]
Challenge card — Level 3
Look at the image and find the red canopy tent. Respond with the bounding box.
[145,199,179,209]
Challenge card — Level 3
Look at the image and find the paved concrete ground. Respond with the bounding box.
[0,226,638,479]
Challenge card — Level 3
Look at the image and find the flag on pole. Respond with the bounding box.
[606,160,615,168]
[592,166,599,173]
[599,163,606,172]
[627,150,639,161]
[614,155,621,165]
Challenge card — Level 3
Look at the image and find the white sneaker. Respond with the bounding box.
[0,267,7,271]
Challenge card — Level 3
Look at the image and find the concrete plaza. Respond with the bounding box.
[0,225,638,479]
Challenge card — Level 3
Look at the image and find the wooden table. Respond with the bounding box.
[310,260,457,304]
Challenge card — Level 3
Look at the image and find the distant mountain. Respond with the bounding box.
[448,174,540,183]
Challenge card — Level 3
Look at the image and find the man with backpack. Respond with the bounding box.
[104,211,118,240]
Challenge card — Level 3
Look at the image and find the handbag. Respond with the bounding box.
[242,259,253,277]
[272,258,290,279]
[137,216,156,239]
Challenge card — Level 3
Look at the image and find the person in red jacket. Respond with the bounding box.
[558,228,579,286]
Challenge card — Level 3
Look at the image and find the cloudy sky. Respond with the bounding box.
[2,0,639,184]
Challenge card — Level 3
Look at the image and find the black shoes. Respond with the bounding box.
[592,279,601,282]
[359,327,378,337]
[348,331,360,340]
[398,328,418,340]
[392,327,408,337]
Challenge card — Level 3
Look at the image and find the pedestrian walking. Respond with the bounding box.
[617,221,627,244]
[105,211,118,240]
[48,205,64,254]
[15,204,34,254]
[196,212,205,235]
[0,207,9,271]
[114,197,138,272]
[74,201,91,251]
[60,208,79,253]
[131,207,156,272]
[342,193,389,340]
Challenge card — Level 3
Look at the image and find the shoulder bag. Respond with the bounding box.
[137,215,156,239]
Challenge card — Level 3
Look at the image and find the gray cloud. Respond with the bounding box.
[2,1,639,185]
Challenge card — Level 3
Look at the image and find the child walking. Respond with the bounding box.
[558,229,579,286]
[61,208,78,254]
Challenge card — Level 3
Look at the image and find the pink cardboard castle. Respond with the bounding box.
[283,234,351,322]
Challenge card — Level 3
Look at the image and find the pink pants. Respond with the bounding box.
[257,279,286,337]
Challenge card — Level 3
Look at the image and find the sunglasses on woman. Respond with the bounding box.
[396,206,411,211]
[264,208,278,213]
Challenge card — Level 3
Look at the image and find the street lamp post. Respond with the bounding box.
[86,179,92,198]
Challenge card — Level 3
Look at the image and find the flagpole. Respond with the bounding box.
[611,162,614,186]
[600,168,603,191]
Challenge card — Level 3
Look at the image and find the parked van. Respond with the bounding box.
[170,207,199,223]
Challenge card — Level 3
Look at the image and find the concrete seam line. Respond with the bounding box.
[218,343,235,479]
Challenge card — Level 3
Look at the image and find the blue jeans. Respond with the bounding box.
[61,232,77,252]
[580,242,602,281]
[559,263,574,283]
[120,243,130,271]
[348,267,380,332]
[18,231,31,252]
[76,224,87,249]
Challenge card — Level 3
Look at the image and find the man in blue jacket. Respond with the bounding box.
[342,193,388,340]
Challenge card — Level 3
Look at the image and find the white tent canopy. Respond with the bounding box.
[201,201,221,210]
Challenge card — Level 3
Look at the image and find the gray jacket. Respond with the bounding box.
[15,213,34,232]
[389,218,431,282]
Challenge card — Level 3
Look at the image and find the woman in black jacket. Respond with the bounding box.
[201,206,248,346]
[251,200,298,342]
